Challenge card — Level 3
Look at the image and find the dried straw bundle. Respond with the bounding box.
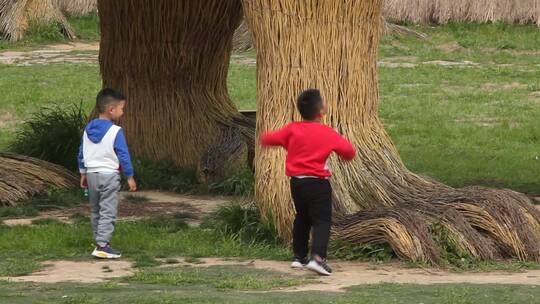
[233,19,253,52]
[384,0,540,25]
[0,0,74,41]
[56,0,97,16]
[243,0,540,264]
[0,153,77,206]
[98,0,254,171]
[233,17,427,52]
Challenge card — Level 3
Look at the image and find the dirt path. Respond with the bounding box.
[0,42,99,65]
[2,191,231,227]
[3,257,540,291]
[161,258,540,292]
[1,42,525,69]
[2,260,133,284]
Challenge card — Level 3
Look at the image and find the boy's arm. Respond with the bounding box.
[77,138,86,174]
[114,128,134,178]
[78,138,87,189]
[260,124,292,148]
[333,132,356,161]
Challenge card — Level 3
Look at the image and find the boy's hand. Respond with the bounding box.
[80,174,87,189]
[127,177,137,192]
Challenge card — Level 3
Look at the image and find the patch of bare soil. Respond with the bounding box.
[423,60,479,67]
[4,257,540,288]
[3,191,230,227]
[0,111,18,129]
[482,82,528,91]
[437,42,463,53]
[157,258,540,292]
[530,92,540,105]
[378,61,417,68]
[0,42,99,66]
[482,48,540,56]
[454,116,520,129]
[231,54,256,65]
[1,260,133,283]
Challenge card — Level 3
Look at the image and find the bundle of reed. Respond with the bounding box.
[56,0,97,17]
[198,116,255,183]
[0,0,74,41]
[0,153,77,206]
[233,17,427,52]
[242,0,540,264]
[384,0,540,25]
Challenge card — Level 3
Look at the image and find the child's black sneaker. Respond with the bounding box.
[92,244,122,259]
[291,256,308,268]
[306,258,332,276]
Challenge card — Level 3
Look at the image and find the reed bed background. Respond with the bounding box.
[384,0,540,25]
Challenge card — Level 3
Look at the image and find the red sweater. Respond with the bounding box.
[260,121,356,178]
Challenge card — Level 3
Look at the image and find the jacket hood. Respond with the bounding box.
[85,119,113,143]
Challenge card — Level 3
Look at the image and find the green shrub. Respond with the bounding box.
[24,188,86,211]
[25,21,65,43]
[0,206,39,219]
[329,241,394,262]
[429,223,475,269]
[133,159,198,192]
[0,188,84,219]
[202,202,279,245]
[140,214,189,233]
[10,103,86,171]
[208,168,254,196]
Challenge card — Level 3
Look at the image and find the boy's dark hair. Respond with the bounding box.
[96,88,126,113]
[297,89,323,120]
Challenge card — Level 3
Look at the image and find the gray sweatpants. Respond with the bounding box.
[87,172,121,247]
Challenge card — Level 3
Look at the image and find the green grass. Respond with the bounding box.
[0,23,539,194]
[0,218,290,277]
[127,265,306,290]
[0,188,86,220]
[0,280,539,304]
[68,14,100,41]
[0,64,100,148]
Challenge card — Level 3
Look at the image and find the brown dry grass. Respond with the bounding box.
[56,0,96,16]
[384,0,540,25]
[0,153,77,206]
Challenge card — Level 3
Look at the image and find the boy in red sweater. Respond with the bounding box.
[260,89,356,276]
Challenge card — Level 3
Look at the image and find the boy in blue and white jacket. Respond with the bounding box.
[78,88,137,259]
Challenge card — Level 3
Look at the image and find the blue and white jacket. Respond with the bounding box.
[77,119,134,177]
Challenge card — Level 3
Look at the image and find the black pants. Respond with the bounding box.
[290,177,332,259]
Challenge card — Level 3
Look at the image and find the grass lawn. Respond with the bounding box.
[0,279,539,303]
[0,218,289,277]
[0,216,538,303]
[0,23,539,193]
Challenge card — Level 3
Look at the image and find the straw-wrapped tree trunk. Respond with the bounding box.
[243,0,540,263]
[0,0,74,41]
[98,0,253,170]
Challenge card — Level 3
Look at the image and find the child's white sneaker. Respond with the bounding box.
[306,259,332,276]
[92,244,122,259]
[291,256,308,268]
